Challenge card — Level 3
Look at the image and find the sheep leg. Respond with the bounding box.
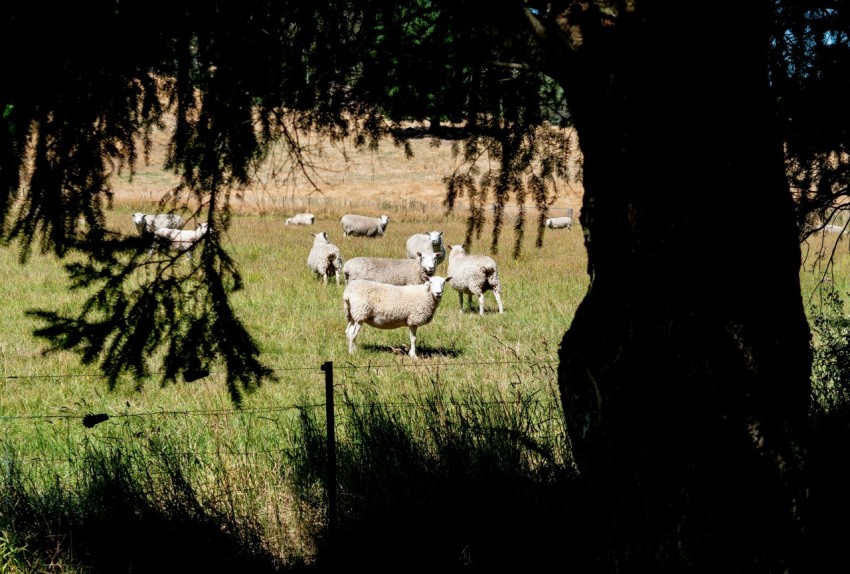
[408,326,418,358]
[457,291,464,312]
[478,293,485,315]
[493,290,504,313]
[347,321,361,353]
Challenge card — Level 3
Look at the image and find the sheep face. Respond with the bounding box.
[427,275,451,299]
[417,252,437,276]
[427,231,443,246]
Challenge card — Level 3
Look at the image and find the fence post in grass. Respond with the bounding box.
[321,360,337,558]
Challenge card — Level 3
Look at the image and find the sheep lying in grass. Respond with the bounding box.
[343,275,452,358]
[285,213,315,226]
[821,224,848,236]
[446,244,504,315]
[133,212,185,235]
[341,214,389,237]
[406,231,446,266]
[343,252,437,286]
[153,221,209,258]
[545,216,573,230]
[307,231,343,286]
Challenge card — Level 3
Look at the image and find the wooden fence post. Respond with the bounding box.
[321,361,337,558]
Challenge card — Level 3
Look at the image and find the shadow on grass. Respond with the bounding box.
[4,364,850,572]
[1,374,579,573]
[286,382,584,573]
[0,440,290,574]
[357,342,463,358]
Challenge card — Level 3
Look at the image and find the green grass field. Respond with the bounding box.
[0,196,588,567]
[2,158,850,569]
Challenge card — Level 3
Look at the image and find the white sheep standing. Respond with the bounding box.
[133,212,185,235]
[343,252,438,286]
[307,231,343,286]
[545,216,573,230]
[285,213,315,226]
[340,214,389,237]
[406,231,446,265]
[153,221,209,258]
[446,244,504,315]
[343,275,452,358]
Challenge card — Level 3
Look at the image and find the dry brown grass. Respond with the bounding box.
[109,121,584,218]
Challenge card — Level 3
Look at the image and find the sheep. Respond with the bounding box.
[545,216,573,230]
[133,212,186,235]
[821,224,847,236]
[340,214,389,237]
[446,244,504,315]
[285,212,315,226]
[343,252,438,286]
[307,231,343,286]
[153,221,209,258]
[406,231,446,265]
[343,275,452,358]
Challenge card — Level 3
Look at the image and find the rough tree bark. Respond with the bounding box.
[546,2,812,571]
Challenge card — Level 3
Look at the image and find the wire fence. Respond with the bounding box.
[2,357,566,557]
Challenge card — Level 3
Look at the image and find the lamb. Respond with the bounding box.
[343,275,452,358]
[446,244,504,315]
[343,252,438,286]
[133,212,186,235]
[406,231,446,265]
[545,216,573,230]
[307,231,343,286]
[285,212,315,226]
[340,214,389,237]
[153,221,209,258]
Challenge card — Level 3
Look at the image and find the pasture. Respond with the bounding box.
[2,131,850,570]
[0,135,588,568]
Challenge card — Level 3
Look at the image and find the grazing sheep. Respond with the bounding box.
[307,231,343,286]
[446,244,504,315]
[406,231,446,265]
[285,213,315,226]
[153,221,209,258]
[343,275,452,358]
[133,212,185,235]
[343,252,438,286]
[545,216,573,230]
[341,214,389,237]
[821,224,847,236]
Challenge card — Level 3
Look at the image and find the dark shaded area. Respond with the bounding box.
[1,382,580,573]
[0,443,287,574]
[287,385,581,573]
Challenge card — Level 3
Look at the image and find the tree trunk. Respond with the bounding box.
[552,3,811,571]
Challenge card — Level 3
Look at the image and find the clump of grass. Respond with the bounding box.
[0,436,289,573]
[286,375,583,572]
